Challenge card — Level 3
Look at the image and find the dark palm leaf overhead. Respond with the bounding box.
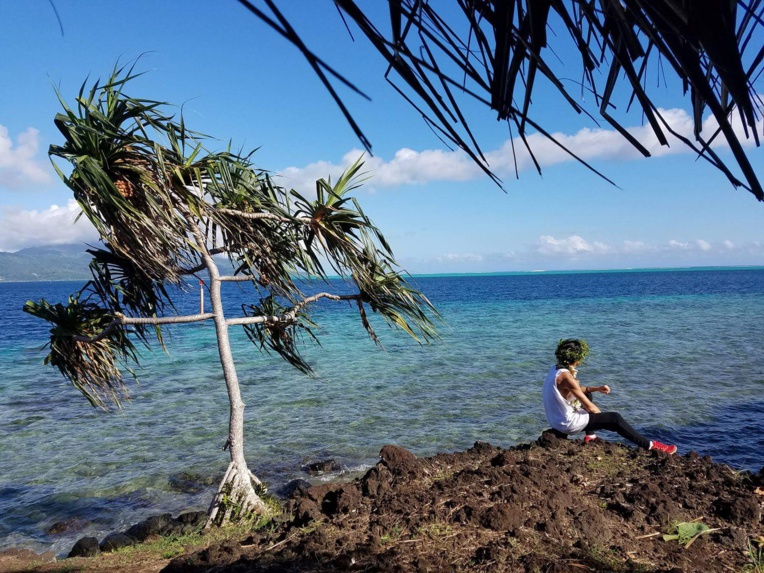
[240,0,764,199]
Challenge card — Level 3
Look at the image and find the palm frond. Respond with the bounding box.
[23,295,139,410]
[244,0,764,199]
[352,252,440,345]
[83,245,175,347]
[241,297,319,375]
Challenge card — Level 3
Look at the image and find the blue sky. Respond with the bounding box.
[1,1,763,273]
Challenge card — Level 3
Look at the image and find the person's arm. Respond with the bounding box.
[558,371,601,414]
[581,384,611,395]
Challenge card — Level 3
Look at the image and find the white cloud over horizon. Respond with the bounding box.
[2,108,762,265]
[403,235,764,273]
[274,107,763,195]
[0,125,52,189]
[531,235,763,260]
[0,200,98,252]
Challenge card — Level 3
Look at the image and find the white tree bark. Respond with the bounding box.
[203,249,267,526]
[180,216,267,527]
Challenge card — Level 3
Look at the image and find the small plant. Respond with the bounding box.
[586,544,626,571]
[663,521,719,548]
[745,539,764,573]
[417,521,453,539]
[381,524,403,544]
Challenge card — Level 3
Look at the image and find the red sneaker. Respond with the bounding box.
[650,441,677,455]
[584,434,598,443]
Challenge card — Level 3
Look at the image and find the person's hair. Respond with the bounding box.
[555,339,590,367]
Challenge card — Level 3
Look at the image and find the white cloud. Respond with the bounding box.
[667,239,689,250]
[438,252,484,263]
[622,240,649,253]
[536,235,610,256]
[523,234,756,265]
[0,200,97,251]
[275,148,480,195]
[0,126,51,188]
[274,107,763,194]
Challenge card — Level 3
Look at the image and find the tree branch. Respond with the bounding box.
[227,292,361,327]
[216,208,307,224]
[72,313,216,343]
[178,248,227,276]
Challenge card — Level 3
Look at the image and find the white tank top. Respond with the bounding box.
[542,366,589,434]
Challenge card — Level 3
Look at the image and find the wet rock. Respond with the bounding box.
[177,510,207,528]
[168,472,214,494]
[69,536,101,558]
[302,459,342,475]
[47,516,90,535]
[124,512,176,541]
[99,532,135,552]
[470,441,500,455]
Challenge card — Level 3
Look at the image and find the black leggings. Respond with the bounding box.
[584,412,651,450]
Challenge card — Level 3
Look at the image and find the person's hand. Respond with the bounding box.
[599,385,611,395]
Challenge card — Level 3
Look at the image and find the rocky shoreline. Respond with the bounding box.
[2,432,763,572]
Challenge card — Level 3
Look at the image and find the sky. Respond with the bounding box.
[1,1,763,273]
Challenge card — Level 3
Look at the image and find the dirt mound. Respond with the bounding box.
[165,433,764,572]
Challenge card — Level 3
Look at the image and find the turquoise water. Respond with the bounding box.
[1,269,763,554]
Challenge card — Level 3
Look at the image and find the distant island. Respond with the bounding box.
[0,244,93,282]
[2,244,762,282]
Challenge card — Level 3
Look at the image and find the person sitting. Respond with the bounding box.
[542,338,677,454]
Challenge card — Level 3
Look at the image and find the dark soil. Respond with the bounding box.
[163,432,764,573]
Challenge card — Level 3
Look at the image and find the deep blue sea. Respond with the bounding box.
[1,268,764,555]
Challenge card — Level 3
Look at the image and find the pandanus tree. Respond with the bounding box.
[23,66,437,526]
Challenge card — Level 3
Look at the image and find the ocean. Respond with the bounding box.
[1,268,763,555]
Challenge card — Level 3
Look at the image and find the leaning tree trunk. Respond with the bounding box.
[201,252,267,528]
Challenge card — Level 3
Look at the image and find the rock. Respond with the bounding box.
[302,459,342,475]
[712,495,761,524]
[574,508,614,546]
[168,472,214,494]
[292,497,321,526]
[361,465,393,498]
[177,510,207,527]
[124,513,175,541]
[379,444,417,474]
[99,532,136,552]
[162,519,185,537]
[163,542,242,573]
[276,478,312,498]
[321,484,362,516]
[47,517,90,535]
[68,536,100,558]
[470,441,499,454]
[537,429,569,448]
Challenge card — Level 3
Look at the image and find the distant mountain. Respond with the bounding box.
[0,244,237,282]
[0,244,93,282]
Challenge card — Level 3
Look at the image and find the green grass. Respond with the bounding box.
[744,540,764,573]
